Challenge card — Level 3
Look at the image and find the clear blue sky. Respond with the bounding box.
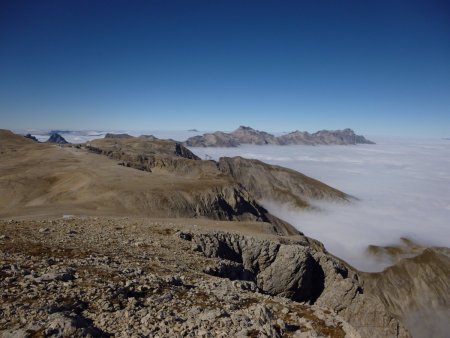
[1,0,449,136]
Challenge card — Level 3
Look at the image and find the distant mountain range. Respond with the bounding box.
[22,127,374,146]
[184,126,375,147]
[48,130,105,137]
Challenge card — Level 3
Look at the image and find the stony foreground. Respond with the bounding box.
[0,217,407,338]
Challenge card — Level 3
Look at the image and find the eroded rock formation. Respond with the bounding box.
[180,230,410,338]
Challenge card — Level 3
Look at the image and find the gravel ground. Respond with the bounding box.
[0,216,357,338]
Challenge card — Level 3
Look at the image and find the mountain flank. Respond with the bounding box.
[362,239,450,338]
[0,130,290,235]
[218,156,350,208]
[0,217,409,337]
[184,126,375,147]
[4,129,349,235]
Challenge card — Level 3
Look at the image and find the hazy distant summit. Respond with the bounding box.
[184,126,374,147]
[46,133,68,144]
[104,133,133,139]
[278,128,375,145]
[24,133,39,142]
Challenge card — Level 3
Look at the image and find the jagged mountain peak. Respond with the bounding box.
[185,126,374,147]
[47,133,68,144]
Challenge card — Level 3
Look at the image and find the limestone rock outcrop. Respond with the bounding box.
[181,231,410,338]
[0,217,372,338]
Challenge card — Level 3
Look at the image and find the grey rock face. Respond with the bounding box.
[46,133,68,144]
[257,245,323,302]
[180,231,410,338]
[184,126,374,147]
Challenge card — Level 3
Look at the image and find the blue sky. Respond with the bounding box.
[1,0,449,136]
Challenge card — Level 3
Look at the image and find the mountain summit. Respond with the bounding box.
[46,133,68,144]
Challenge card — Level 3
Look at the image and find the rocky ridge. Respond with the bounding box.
[84,136,349,210]
[0,217,408,338]
[181,230,410,338]
[0,130,301,235]
[184,126,374,147]
[86,137,201,173]
[362,240,450,338]
[218,157,350,208]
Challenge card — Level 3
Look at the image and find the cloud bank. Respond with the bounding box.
[189,138,450,272]
[23,128,450,271]
[25,129,203,144]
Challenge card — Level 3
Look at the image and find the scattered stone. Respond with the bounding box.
[0,217,409,338]
[37,268,75,282]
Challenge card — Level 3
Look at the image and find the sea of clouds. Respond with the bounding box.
[21,129,449,335]
[189,137,450,272]
[26,129,204,144]
[24,129,450,271]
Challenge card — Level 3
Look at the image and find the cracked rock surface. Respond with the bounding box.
[182,231,409,338]
[1,217,407,338]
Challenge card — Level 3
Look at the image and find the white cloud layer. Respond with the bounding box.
[189,137,450,272]
[25,129,450,271]
[27,129,203,144]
